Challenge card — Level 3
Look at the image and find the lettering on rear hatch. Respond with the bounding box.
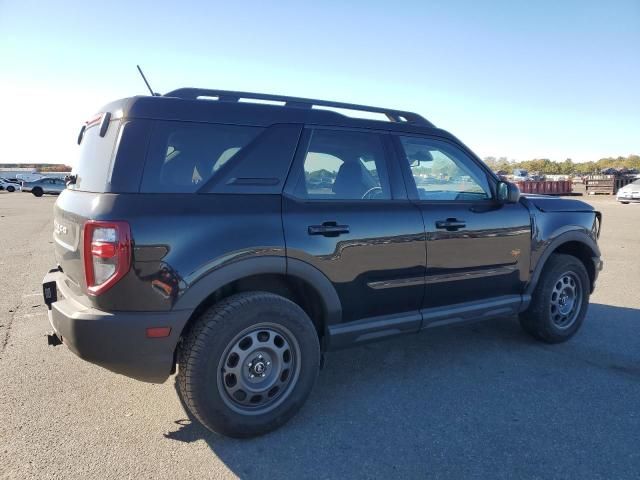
[53,219,77,252]
[54,220,68,235]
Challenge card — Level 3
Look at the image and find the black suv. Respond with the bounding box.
[43,88,603,438]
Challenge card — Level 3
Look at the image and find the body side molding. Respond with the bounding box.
[326,295,530,351]
[421,294,527,329]
[326,311,422,350]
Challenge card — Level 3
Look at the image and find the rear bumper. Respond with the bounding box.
[43,270,191,383]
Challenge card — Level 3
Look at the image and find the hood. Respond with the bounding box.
[523,194,595,213]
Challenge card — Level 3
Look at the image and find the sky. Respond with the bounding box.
[1,0,638,165]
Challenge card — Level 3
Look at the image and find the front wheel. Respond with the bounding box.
[6,185,15,192]
[178,292,320,438]
[32,187,43,197]
[520,253,590,343]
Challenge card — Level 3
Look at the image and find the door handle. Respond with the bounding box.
[435,218,466,231]
[308,222,350,237]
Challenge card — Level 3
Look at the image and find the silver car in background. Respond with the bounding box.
[21,177,67,197]
[617,179,640,204]
[0,177,21,192]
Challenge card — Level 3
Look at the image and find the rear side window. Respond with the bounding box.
[141,122,263,193]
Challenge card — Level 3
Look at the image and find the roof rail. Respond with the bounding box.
[163,88,434,127]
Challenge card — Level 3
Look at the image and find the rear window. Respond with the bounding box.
[70,119,121,192]
[140,122,264,193]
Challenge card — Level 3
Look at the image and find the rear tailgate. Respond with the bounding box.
[53,106,126,299]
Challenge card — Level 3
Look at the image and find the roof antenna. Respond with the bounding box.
[137,65,159,96]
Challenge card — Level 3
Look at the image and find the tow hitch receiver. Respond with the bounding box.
[47,332,62,346]
[42,280,57,309]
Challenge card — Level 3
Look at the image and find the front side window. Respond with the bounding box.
[298,129,391,200]
[399,136,491,201]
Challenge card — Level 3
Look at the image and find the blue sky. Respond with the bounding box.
[1,0,638,164]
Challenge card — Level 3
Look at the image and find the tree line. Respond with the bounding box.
[483,155,640,175]
[0,163,72,172]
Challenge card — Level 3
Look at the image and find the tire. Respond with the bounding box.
[32,187,43,197]
[520,253,590,343]
[620,202,629,205]
[7,186,15,192]
[178,292,320,438]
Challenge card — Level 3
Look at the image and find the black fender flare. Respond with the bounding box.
[173,255,342,330]
[525,230,600,297]
[287,257,342,326]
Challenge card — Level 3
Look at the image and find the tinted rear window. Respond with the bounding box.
[140,121,263,193]
[70,119,121,192]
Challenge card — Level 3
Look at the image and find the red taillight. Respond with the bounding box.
[83,221,131,296]
[90,242,117,258]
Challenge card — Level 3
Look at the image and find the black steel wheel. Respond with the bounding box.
[549,271,583,329]
[520,253,590,343]
[218,323,301,415]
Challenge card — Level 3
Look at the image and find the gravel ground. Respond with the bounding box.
[0,191,638,479]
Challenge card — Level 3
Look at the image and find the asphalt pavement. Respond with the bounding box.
[1,191,638,479]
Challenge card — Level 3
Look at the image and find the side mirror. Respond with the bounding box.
[497,181,520,203]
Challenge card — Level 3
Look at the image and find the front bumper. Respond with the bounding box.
[43,269,191,383]
[592,257,603,292]
[617,195,640,203]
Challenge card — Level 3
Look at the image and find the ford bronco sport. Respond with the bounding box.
[43,88,603,438]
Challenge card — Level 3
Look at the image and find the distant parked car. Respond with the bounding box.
[21,177,66,197]
[0,177,21,192]
[512,169,529,181]
[616,179,640,204]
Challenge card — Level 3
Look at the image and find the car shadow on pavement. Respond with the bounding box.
[164,303,640,479]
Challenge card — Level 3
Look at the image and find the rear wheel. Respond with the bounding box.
[6,185,15,192]
[32,187,43,197]
[178,292,320,438]
[520,253,590,343]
